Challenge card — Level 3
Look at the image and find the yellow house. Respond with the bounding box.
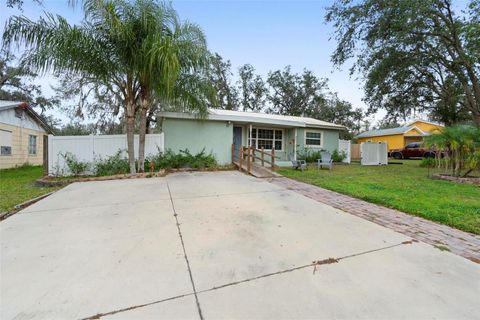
[0,101,53,169]
[355,120,444,151]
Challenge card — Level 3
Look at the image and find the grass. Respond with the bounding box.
[0,165,61,213]
[277,160,480,235]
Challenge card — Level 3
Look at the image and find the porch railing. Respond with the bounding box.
[231,144,277,174]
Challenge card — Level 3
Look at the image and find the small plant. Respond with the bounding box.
[61,152,90,176]
[419,157,436,168]
[331,149,347,162]
[94,150,130,176]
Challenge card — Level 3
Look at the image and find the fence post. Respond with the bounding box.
[231,143,234,164]
[48,134,53,176]
[271,148,275,169]
[261,147,264,166]
[42,135,48,176]
[247,146,251,173]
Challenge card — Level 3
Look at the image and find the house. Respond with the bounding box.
[354,120,444,151]
[0,100,53,169]
[157,109,346,166]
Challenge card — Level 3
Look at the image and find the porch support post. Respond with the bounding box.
[249,124,253,147]
[294,128,297,161]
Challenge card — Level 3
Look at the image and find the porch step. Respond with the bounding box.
[233,161,281,178]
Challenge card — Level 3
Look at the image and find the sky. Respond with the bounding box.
[0,0,381,125]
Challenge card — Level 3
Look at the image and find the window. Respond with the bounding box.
[248,128,283,151]
[405,143,420,149]
[305,131,322,147]
[15,108,23,119]
[28,135,37,155]
[0,129,12,156]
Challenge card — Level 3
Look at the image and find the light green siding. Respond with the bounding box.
[162,117,341,166]
[296,128,340,153]
[162,118,232,165]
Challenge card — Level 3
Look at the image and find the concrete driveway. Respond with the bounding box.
[1,171,479,319]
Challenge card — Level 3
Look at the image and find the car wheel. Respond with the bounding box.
[423,152,434,158]
[392,152,402,159]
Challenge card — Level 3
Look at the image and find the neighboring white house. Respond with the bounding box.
[0,100,53,169]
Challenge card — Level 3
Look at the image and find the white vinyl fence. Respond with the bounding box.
[48,133,164,176]
[360,141,388,166]
[338,139,351,164]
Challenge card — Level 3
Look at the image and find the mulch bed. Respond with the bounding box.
[431,173,480,186]
[36,166,236,187]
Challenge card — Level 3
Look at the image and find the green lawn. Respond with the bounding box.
[0,166,61,213]
[277,160,480,235]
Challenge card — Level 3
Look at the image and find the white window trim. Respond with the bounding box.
[0,129,12,156]
[28,135,37,155]
[304,129,324,148]
[247,126,284,151]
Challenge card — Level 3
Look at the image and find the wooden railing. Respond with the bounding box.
[231,144,276,174]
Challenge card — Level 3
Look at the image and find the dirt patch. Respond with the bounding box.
[431,174,480,186]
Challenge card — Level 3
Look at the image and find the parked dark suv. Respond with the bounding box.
[390,142,436,159]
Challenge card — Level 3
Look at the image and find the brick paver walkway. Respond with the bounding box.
[269,177,480,264]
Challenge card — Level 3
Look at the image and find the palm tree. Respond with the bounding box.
[126,1,212,171]
[424,125,480,176]
[4,0,213,174]
[3,0,142,173]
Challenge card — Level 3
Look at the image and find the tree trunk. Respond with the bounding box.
[126,102,136,175]
[138,102,148,172]
[137,84,151,173]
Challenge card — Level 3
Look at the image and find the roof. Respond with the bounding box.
[0,100,54,133]
[158,108,346,130]
[406,119,444,127]
[355,126,426,139]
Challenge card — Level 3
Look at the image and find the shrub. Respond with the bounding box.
[419,157,436,168]
[296,146,323,163]
[61,152,90,176]
[94,150,130,176]
[332,149,347,162]
[147,148,217,170]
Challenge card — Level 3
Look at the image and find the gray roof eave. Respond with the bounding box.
[158,111,346,130]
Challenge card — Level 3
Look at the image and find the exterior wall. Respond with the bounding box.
[162,118,233,165]
[239,125,294,161]
[0,108,45,131]
[296,128,340,153]
[411,121,443,133]
[0,122,46,169]
[356,134,405,151]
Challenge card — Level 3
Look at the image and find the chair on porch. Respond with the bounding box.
[317,151,333,170]
[289,154,307,171]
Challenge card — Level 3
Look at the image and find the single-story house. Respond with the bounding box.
[157,108,346,166]
[355,120,444,151]
[0,100,53,169]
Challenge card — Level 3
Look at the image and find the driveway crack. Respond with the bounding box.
[79,239,417,319]
[167,183,204,320]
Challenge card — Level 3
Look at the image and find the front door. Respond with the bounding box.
[233,126,242,160]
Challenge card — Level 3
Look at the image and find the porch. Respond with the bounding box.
[231,124,297,167]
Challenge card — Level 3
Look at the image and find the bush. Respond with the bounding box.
[61,152,90,176]
[332,149,347,162]
[296,146,323,163]
[147,148,217,170]
[94,150,130,176]
[419,157,436,168]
